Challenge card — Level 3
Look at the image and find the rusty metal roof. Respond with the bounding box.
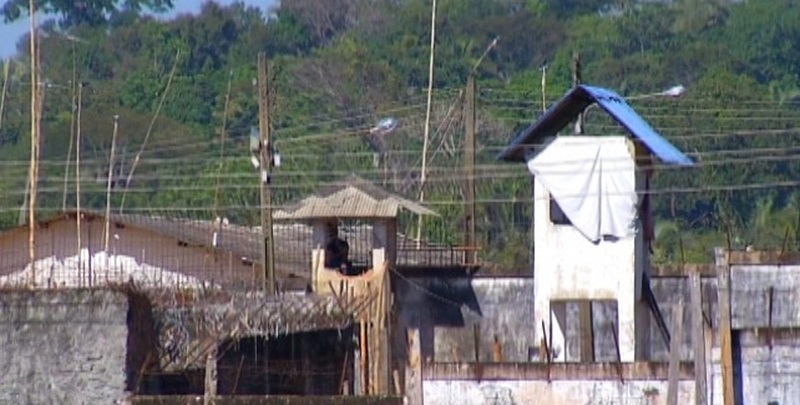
[275,176,437,220]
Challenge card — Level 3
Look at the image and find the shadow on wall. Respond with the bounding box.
[392,275,483,365]
[126,291,161,394]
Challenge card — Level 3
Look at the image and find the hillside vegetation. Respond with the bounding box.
[1,0,800,267]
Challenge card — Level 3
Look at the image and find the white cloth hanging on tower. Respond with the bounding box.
[527,137,638,243]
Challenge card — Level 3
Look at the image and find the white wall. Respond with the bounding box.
[531,136,650,362]
[424,380,695,405]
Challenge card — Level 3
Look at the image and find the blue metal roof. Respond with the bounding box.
[496,84,694,166]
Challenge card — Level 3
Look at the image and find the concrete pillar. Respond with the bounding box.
[615,281,651,362]
[617,293,637,362]
[534,296,568,362]
[311,219,335,290]
[371,219,397,267]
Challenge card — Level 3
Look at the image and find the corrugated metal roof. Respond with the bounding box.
[275,176,437,220]
[496,84,694,166]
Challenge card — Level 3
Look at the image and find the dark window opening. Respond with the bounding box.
[549,196,572,226]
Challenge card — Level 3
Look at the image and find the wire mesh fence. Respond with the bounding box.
[0,208,491,291]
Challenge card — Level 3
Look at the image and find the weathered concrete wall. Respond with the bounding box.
[394,276,711,364]
[708,330,800,405]
[423,380,694,405]
[394,277,535,363]
[531,137,651,363]
[646,277,719,361]
[0,289,130,404]
[395,266,800,404]
[730,265,800,328]
[129,396,403,405]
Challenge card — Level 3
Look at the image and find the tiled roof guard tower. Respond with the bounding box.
[275,175,436,291]
[498,84,693,363]
[274,175,436,394]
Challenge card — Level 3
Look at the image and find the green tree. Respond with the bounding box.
[1,0,173,26]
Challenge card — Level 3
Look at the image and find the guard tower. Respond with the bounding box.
[274,176,436,394]
[497,85,694,362]
[275,176,436,291]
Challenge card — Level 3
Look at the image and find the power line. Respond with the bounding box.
[2,125,800,169]
[5,167,800,206]
[9,142,800,181]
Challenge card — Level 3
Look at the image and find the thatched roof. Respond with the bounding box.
[146,289,371,371]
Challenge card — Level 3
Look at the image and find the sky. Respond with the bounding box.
[0,0,277,59]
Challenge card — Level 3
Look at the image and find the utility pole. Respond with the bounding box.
[76,82,85,285]
[0,59,9,131]
[27,0,39,286]
[416,0,437,248]
[257,52,276,295]
[463,75,476,267]
[572,52,584,135]
[104,115,119,258]
[63,42,78,211]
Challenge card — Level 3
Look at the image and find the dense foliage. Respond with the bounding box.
[1,0,800,268]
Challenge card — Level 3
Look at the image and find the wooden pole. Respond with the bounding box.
[360,320,368,394]
[492,335,503,362]
[27,0,39,287]
[62,40,78,210]
[540,64,547,113]
[689,272,708,405]
[579,300,595,363]
[415,0,437,248]
[473,323,481,363]
[666,297,684,405]
[75,82,84,285]
[213,71,233,219]
[540,320,551,382]
[104,115,119,278]
[404,328,423,405]
[0,58,9,131]
[463,74,476,266]
[204,346,218,405]
[119,50,179,213]
[572,52,584,134]
[609,320,624,383]
[257,52,276,295]
[718,251,735,405]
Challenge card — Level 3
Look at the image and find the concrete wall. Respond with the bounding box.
[707,330,800,405]
[393,276,710,364]
[423,380,694,405]
[0,289,130,404]
[129,396,403,405]
[531,136,650,362]
[730,265,800,328]
[394,277,535,363]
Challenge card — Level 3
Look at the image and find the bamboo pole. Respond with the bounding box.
[104,115,119,281]
[415,0,437,248]
[27,0,39,287]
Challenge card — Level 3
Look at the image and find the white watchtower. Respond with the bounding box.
[497,85,693,362]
